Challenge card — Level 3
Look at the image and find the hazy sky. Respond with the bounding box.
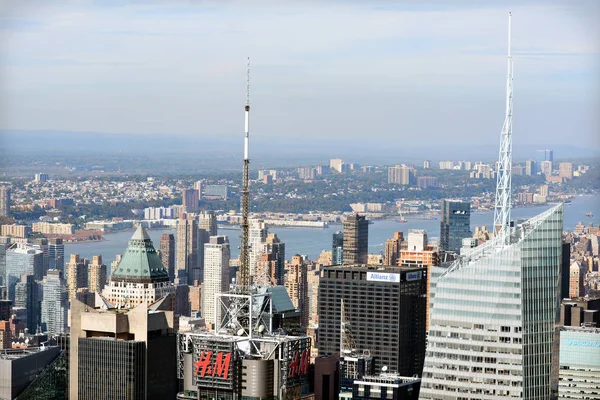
[1,0,598,149]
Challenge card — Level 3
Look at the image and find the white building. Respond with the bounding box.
[202,236,230,327]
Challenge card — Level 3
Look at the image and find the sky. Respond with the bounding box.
[0,0,599,151]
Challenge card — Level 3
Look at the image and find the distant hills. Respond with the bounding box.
[1,129,598,168]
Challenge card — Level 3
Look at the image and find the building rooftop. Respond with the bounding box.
[110,225,169,283]
[0,346,59,361]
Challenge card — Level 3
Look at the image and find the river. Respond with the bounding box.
[65,194,600,270]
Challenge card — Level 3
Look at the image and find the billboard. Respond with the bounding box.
[366,272,400,283]
[280,337,311,389]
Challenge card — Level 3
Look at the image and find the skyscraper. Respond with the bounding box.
[439,199,471,254]
[202,235,230,327]
[66,254,89,301]
[14,274,40,333]
[559,162,574,179]
[0,185,10,217]
[0,243,6,287]
[48,238,65,274]
[70,296,177,400]
[343,213,368,265]
[318,264,427,375]
[198,210,218,282]
[182,188,199,212]
[420,204,564,399]
[5,244,43,301]
[176,214,200,285]
[41,269,68,334]
[249,219,268,277]
[160,233,175,281]
[87,255,107,294]
[384,231,404,266]
[332,231,344,265]
[32,237,49,273]
[102,226,174,309]
[285,255,309,327]
[258,233,285,285]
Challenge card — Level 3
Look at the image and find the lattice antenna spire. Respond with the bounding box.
[240,57,251,290]
[493,12,513,246]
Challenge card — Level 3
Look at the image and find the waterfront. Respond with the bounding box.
[65,194,600,268]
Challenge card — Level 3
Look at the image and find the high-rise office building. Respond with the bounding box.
[14,274,40,333]
[525,159,537,176]
[398,230,439,332]
[0,186,10,217]
[41,270,68,334]
[343,214,368,265]
[5,244,43,301]
[249,219,268,277]
[387,165,414,185]
[569,261,585,298]
[439,199,471,254]
[87,255,107,294]
[330,158,344,173]
[202,235,230,327]
[258,233,285,286]
[182,188,199,212]
[102,226,174,309]
[545,149,554,163]
[160,233,175,281]
[558,326,600,399]
[285,255,309,327]
[69,296,178,400]
[318,265,427,375]
[48,238,65,275]
[32,237,49,273]
[66,254,89,301]
[197,210,218,283]
[332,231,344,265]
[384,231,404,266]
[176,215,200,285]
[420,204,564,399]
[0,243,6,287]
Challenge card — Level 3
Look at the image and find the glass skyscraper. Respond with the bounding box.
[420,204,563,399]
[439,199,471,255]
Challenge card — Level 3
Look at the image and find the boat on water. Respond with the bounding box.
[586,212,593,217]
[398,211,407,223]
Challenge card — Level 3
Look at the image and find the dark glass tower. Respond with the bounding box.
[317,265,427,376]
[332,231,344,265]
[343,214,368,265]
[439,199,471,254]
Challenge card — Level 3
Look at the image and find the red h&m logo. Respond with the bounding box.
[195,351,232,380]
[288,349,310,378]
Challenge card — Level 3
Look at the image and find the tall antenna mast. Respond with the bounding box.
[493,12,513,246]
[240,57,251,291]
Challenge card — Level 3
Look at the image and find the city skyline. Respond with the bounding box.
[0,1,598,152]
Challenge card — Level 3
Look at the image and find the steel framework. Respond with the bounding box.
[493,12,514,247]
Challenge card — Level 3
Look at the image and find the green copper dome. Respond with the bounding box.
[110,225,170,283]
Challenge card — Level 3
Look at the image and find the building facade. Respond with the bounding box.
[176,215,200,285]
[317,265,427,376]
[558,327,600,399]
[41,269,68,334]
[343,214,368,265]
[66,254,89,301]
[439,199,471,255]
[332,231,344,266]
[87,255,107,294]
[182,188,199,212]
[0,185,10,217]
[5,245,43,301]
[285,255,309,327]
[202,236,230,327]
[160,233,175,281]
[420,204,564,399]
